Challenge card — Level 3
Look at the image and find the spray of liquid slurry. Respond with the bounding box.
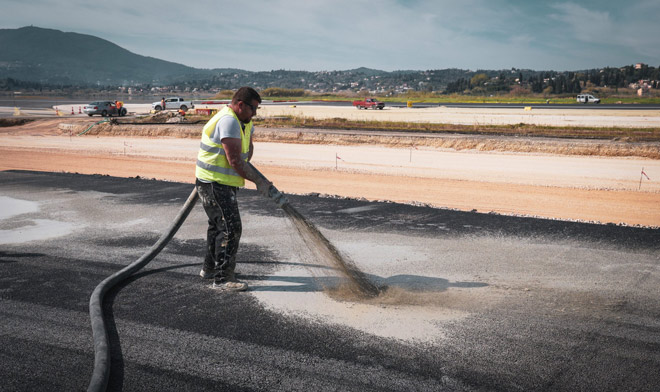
[281,202,382,299]
[250,162,381,299]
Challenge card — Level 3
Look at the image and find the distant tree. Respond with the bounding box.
[470,73,489,87]
[530,75,544,93]
[444,77,472,94]
[261,87,306,97]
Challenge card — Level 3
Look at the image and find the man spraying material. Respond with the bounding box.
[195,87,275,291]
[195,86,379,296]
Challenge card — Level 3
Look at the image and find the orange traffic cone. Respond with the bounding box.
[79,106,82,114]
[71,107,75,115]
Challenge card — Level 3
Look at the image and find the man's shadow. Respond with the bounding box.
[238,259,488,293]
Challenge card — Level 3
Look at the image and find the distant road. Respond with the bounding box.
[434,102,660,110]
[263,100,660,110]
[2,97,659,111]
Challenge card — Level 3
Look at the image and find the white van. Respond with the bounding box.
[577,94,600,104]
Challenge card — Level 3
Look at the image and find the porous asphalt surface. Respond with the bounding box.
[1,171,659,391]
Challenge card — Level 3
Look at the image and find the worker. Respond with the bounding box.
[115,100,123,116]
[161,97,166,111]
[195,87,270,291]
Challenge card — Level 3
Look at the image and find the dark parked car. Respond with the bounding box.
[83,101,126,117]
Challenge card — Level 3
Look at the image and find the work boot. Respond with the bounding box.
[200,260,215,279]
[211,279,248,292]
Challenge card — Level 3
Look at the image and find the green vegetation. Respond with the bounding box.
[212,90,235,99]
[213,88,307,99]
[260,88,306,97]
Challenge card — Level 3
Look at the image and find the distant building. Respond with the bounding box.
[636,79,653,96]
[635,63,646,70]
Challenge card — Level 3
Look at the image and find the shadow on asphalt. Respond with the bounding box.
[0,251,47,263]
[239,272,488,293]
[378,274,488,291]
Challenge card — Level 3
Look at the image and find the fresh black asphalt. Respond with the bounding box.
[1,171,659,391]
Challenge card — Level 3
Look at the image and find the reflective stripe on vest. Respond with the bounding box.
[195,106,252,187]
[196,159,240,177]
[199,142,249,160]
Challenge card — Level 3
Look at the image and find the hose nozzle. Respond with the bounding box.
[268,185,288,208]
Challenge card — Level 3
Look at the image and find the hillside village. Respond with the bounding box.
[1,27,658,99]
[126,63,660,98]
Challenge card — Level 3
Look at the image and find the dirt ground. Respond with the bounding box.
[1,115,659,227]
[256,104,660,128]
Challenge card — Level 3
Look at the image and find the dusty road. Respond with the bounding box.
[256,103,660,128]
[1,114,659,227]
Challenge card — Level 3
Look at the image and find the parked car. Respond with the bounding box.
[83,101,126,117]
[151,97,194,112]
[576,94,600,104]
[353,98,385,110]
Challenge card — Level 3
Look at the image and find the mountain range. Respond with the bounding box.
[2,26,650,95]
[0,26,482,90]
[0,26,215,85]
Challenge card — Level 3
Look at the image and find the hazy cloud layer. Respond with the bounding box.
[2,0,659,71]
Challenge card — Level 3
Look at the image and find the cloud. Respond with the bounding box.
[548,2,660,63]
[549,3,614,44]
[1,0,658,71]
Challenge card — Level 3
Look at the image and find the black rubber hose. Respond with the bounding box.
[87,187,199,392]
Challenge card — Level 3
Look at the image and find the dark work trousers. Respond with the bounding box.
[195,179,242,283]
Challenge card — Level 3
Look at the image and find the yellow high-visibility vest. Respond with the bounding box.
[195,106,252,187]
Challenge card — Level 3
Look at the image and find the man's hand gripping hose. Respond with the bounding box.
[248,162,289,208]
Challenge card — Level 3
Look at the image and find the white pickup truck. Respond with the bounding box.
[576,94,600,104]
[152,97,195,112]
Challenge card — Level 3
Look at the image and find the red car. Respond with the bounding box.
[353,98,385,110]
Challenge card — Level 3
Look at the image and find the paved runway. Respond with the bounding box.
[1,171,659,391]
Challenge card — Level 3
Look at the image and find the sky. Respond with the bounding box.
[3,0,659,72]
